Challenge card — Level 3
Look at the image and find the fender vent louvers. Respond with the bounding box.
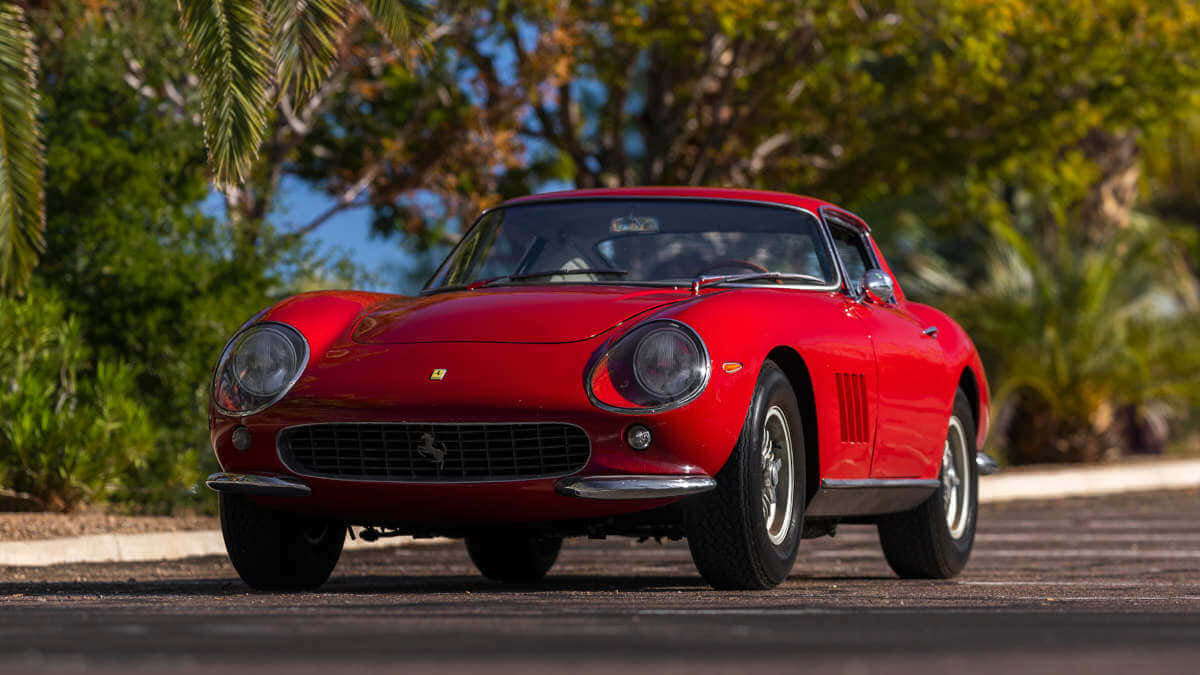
[835,373,870,444]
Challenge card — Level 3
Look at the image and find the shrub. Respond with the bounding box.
[0,287,160,511]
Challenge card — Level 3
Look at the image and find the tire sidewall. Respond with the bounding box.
[742,364,806,582]
[934,393,978,562]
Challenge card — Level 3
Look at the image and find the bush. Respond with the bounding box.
[930,217,1200,464]
[0,287,165,511]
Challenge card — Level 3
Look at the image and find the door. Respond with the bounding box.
[861,303,948,478]
[823,213,947,479]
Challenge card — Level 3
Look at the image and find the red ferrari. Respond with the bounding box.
[207,187,994,590]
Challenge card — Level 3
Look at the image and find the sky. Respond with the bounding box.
[204,178,430,295]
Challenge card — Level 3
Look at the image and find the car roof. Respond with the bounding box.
[499,187,842,216]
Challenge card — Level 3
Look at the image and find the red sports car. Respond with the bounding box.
[207,187,994,590]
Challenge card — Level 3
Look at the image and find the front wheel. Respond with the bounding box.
[219,494,345,591]
[876,389,978,578]
[684,361,806,590]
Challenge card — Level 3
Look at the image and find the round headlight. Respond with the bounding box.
[634,327,704,399]
[586,319,710,413]
[213,322,308,416]
[232,328,299,396]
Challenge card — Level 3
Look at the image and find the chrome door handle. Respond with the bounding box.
[922,326,939,338]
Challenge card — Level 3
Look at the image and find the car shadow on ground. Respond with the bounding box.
[0,571,897,598]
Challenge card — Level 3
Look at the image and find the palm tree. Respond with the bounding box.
[930,217,1200,464]
[0,4,43,293]
[0,0,425,293]
[177,0,426,189]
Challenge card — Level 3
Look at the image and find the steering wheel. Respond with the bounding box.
[694,259,770,276]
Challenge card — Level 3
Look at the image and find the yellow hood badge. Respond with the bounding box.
[430,368,447,381]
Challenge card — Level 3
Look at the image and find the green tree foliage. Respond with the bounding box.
[0,4,44,293]
[26,3,293,510]
[177,0,427,188]
[287,23,525,250]
[0,286,154,511]
[926,218,1200,463]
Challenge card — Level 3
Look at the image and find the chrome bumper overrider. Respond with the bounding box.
[205,472,312,497]
[976,452,1000,476]
[555,475,717,500]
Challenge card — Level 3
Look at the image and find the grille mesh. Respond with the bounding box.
[279,423,590,482]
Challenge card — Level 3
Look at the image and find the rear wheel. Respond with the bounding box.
[465,531,562,583]
[877,389,978,578]
[219,494,345,591]
[684,361,805,589]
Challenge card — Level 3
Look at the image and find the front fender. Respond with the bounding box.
[905,303,990,448]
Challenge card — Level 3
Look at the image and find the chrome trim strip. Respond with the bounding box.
[584,318,713,415]
[205,472,312,497]
[425,196,845,295]
[275,421,592,485]
[819,207,884,300]
[820,478,941,490]
[806,478,940,517]
[976,451,1000,475]
[556,474,717,500]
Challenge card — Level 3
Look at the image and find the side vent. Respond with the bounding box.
[835,373,870,443]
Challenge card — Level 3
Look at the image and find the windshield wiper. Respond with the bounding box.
[690,271,827,294]
[469,268,629,289]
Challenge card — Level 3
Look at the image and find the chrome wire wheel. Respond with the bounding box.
[761,405,794,545]
[942,416,971,540]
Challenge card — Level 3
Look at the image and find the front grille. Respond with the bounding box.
[279,423,591,482]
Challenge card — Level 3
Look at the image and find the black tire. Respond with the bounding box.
[877,389,978,579]
[465,531,562,583]
[219,494,345,591]
[684,360,806,590]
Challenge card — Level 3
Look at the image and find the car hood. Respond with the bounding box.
[352,285,695,344]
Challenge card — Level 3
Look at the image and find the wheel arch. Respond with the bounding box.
[958,366,980,430]
[766,346,820,505]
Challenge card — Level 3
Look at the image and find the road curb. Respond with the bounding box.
[3,458,1199,568]
[980,457,1200,503]
[0,530,443,568]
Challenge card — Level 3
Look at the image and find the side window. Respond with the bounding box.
[827,218,874,295]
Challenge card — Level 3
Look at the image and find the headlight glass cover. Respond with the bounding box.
[212,322,308,416]
[587,320,709,413]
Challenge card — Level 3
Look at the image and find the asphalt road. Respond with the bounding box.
[2,490,1199,674]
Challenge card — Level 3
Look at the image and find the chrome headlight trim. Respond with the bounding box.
[586,318,711,415]
[212,321,310,417]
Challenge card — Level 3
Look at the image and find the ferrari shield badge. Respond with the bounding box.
[430,368,447,381]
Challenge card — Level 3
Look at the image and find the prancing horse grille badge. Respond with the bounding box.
[430,368,447,381]
[416,432,446,469]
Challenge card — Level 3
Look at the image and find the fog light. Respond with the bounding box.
[231,426,251,451]
[625,424,652,451]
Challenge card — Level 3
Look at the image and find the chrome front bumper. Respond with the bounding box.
[555,474,717,500]
[207,471,716,501]
[206,472,311,497]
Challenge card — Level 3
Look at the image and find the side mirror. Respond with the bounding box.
[861,269,894,304]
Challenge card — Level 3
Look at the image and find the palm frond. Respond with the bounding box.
[268,0,349,103]
[360,0,430,48]
[0,5,44,293]
[178,0,273,189]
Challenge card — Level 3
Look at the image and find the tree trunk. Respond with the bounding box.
[1078,129,1141,244]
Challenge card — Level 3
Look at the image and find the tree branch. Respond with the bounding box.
[285,165,381,240]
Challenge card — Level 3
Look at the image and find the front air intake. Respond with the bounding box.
[278,422,590,482]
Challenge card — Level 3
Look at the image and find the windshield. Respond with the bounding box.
[424,198,837,291]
